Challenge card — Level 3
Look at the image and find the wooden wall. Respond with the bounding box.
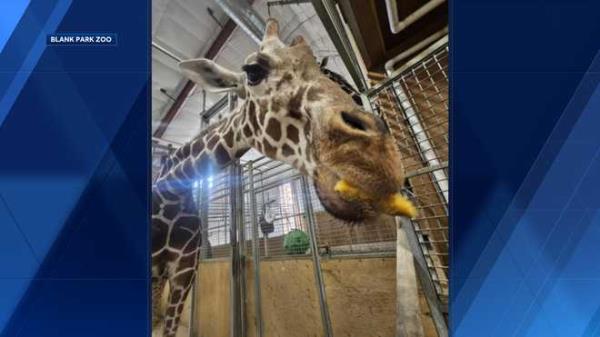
[196,259,231,337]
[191,257,439,337]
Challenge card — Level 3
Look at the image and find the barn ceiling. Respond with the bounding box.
[152,0,354,145]
[338,0,448,72]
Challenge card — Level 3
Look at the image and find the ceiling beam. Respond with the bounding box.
[153,18,237,139]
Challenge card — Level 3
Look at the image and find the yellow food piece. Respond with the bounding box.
[333,180,366,201]
[381,193,417,219]
[334,180,417,219]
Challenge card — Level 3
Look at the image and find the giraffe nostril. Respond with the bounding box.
[341,111,367,132]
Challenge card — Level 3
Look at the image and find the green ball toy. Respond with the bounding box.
[283,229,310,255]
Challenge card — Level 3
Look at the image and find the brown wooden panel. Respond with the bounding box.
[193,258,440,337]
[196,260,231,337]
[250,259,324,337]
[322,257,437,337]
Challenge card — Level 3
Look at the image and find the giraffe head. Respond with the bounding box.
[179,19,413,222]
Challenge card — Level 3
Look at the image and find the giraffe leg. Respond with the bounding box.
[162,266,196,337]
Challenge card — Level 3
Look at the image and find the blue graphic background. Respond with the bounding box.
[452,0,600,336]
[1,0,599,336]
[0,0,149,336]
[0,0,30,53]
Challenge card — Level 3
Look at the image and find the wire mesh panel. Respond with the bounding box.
[242,157,308,258]
[198,169,233,259]
[195,150,402,262]
[307,183,398,254]
[367,39,449,305]
[237,155,402,259]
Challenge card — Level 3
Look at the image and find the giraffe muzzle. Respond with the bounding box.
[333,179,417,219]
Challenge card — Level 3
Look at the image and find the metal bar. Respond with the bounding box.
[238,170,247,337]
[229,163,244,337]
[384,26,448,76]
[190,177,211,337]
[152,41,183,62]
[395,217,425,337]
[360,93,373,113]
[405,161,448,179]
[399,217,448,337]
[248,163,264,337]
[215,0,266,44]
[200,179,211,259]
[367,37,448,97]
[267,0,311,6]
[300,176,333,337]
[189,276,198,337]
[202,96,228,122]
[310,0,368,92]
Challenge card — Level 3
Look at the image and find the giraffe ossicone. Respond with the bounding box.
[152,18,412,337]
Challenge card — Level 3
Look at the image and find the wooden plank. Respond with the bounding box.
[192,257,438,337]
[247,259,324,337]
[396,220,425,337]
[196,260,232,337]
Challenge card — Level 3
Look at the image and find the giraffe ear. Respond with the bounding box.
[179,58,244,93]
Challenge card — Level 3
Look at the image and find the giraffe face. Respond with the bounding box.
[179,19,408,222]
[245,20,407,221]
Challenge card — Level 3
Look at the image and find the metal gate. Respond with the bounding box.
[366,37,449,308]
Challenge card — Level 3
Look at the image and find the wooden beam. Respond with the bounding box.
[153,19,237,138]
[396,217,425,337]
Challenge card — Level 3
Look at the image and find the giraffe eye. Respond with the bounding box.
[242,63,269,86]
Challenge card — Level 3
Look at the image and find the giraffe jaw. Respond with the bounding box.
[333,180,417,219]
[313,169,414,222]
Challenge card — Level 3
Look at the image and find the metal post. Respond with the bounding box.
[214,0,266,44]
[229,163,245,337]
[399,217,448,337]
[190,177,211,337]
[360,93,373,113]
[311,0,369,92]
[395,217,425,337]
[248,163,264,337]
[189,279,198,337]
[300,176,333,337]
[260,170,269,257]
[228,91,247,337]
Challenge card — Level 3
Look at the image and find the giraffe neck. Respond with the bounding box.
[154,98,257,199]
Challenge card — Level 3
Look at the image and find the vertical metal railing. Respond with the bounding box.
[300,176,334,337]
[229,163,245,337]
[248,163,264,337]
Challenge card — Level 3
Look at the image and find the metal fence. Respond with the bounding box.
[196,154,402,260]
[366,37,449,306]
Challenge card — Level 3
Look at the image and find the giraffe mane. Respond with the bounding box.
[319,68,363,106]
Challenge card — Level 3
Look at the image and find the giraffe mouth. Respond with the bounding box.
[313,169,416,222]
[333,180,416,219]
